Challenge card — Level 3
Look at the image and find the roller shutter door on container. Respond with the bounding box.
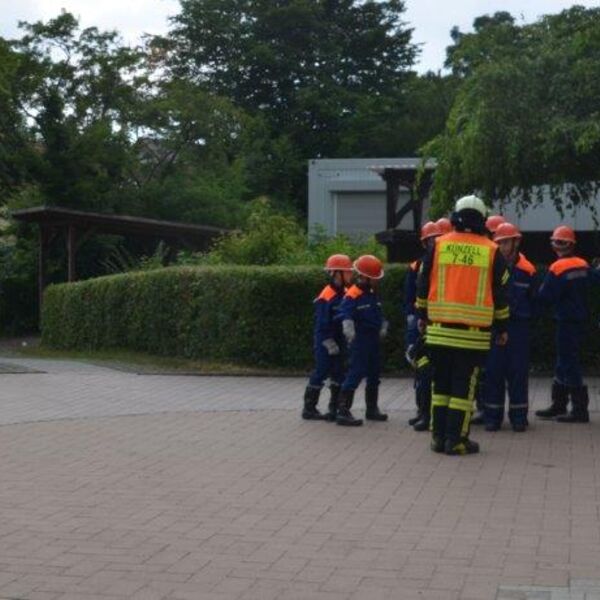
[335,192,386,237]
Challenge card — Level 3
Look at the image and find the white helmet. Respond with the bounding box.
[455,195,488,217]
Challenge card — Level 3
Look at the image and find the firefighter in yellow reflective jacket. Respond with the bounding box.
[416,196,510,455]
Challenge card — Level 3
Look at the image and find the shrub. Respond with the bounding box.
[176,198,386,267]
[42,265,406,370]
[0,237,39,334]
[41,263,600,372]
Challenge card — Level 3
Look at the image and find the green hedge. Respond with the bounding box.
[42,265,600,372]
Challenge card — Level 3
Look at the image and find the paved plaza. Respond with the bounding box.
[1,356,600,599]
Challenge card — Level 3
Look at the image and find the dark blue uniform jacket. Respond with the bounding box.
[337,284,384,334]
[537,256,595,322]
[313,284,344,345]
[509,253,536,320]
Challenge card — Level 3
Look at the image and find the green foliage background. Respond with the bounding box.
[4,4,600,338]
[426,7,600,215]
[1,4,449,334]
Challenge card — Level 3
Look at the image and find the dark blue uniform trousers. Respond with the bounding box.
[555,321,585,388]
[308,342,344,389]
[484,321,530,427]
[341,332,380,392]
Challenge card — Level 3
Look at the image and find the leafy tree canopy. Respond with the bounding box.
[155,0,420,209]
[425,6,600,214]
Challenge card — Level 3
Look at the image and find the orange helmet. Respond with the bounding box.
[324,254,353,271]
[485,215,505,233]
[551,225,576,244]
[494,222,522,242]
[420,221,441,241]
[353,255,384,280]
[436,217,453,234]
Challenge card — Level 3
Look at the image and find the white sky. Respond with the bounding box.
[1,0,599,73]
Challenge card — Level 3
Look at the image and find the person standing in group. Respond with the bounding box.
[416,196,510,455]
[535,226,599,423]
[485,215,506,238]
[404,221,442,431]
[436,217,453,235]
[471,213,507,425]
[302,254,354,421]
[336,255,389,427]
[483,223,536,432]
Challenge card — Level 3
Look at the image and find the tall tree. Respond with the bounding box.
[0,40,35,201]
[9,11,148,211]
[337,71,458,158]
[3,12,249,227]
[155,0,418,209]
[127,79,249,226]
[425,7,600,214]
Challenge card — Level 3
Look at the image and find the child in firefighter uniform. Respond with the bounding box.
[302,254,354,421]
[535,226,600,423]
[483,223,536,432]
[335,255,389,427]
[404,221,442,431]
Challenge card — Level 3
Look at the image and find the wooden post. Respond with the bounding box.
[38,226,49,317]
[414,170,434,233]
[385,170,401,229]
[67,225,78,282]
[410,185,421,233]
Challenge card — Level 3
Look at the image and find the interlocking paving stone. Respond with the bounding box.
[1,356,600,599]
[1,356,598,426]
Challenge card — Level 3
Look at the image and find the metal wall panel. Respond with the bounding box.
[335,192,386,237]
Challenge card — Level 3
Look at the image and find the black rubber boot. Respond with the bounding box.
[509,410,529,432]
[324,384,340,422]
[444,438,480,455]
[444,407,479,456]
[413,381,430,431]
[430,403,447,453]
[470,410,484,425]
[413,415,430,431]
[408,413,421,426]
[302,386,326,420]
[430,436,445,453]
[335,389,363,427]
[408,374,423,425]
[509,407,529,432]
[471,371,485,425]
[535,381,568,419]
[365,386,388,421]
[557,386,590,423]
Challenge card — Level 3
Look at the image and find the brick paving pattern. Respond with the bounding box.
[1,356,600,599]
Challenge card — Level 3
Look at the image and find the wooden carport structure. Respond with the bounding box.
[11,206,228,309]
[371,160,437,262]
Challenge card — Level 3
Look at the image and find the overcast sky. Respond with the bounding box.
[1,0,598,73]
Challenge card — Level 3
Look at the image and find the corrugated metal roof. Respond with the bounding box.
[369,159,437,174]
